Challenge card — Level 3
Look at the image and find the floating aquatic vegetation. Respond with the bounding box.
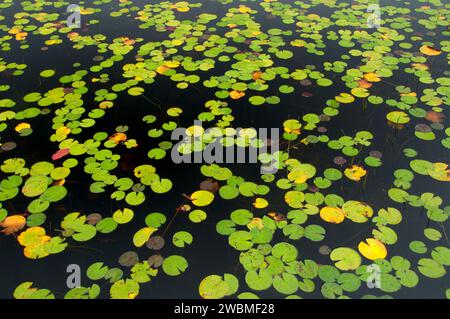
[0,0,448,300]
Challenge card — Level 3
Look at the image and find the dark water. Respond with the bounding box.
[0,0,449,299]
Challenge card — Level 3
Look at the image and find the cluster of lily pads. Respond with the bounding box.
[0,0,449,299]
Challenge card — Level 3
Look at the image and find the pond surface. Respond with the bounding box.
[0,0,449,299]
